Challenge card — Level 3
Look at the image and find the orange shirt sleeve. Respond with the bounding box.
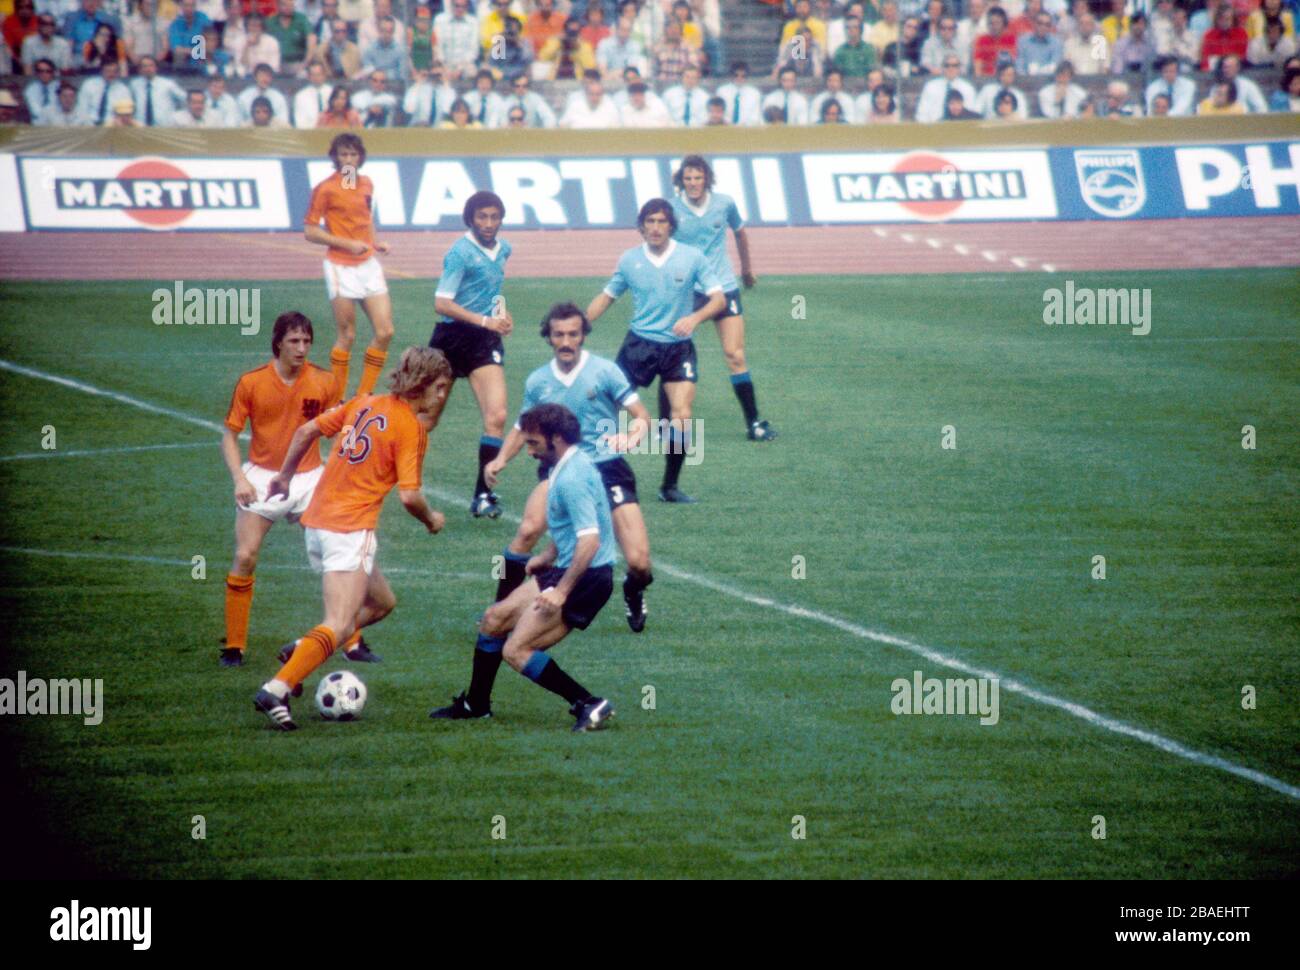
[395,414,426,492]
[305,179,331,229]
[316,400,351,439]
[224,374,251,434]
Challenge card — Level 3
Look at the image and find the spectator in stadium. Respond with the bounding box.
[1158,4,1199,70]
[434,0,480,81]
[361,15,410,81]
[35,79,87,124]
[1149,0,1176,48]
[78,21,124,76]
[668,0,705,56]
[560,71,622,125]
[194,25,235,76]
[75,56,129,123]
[810,65,856,119]
[246,92,289,125]
[350,65,397,124]
[480,0,526,56]
[129,53,184,124]
[1188,0,1224,37]
[701,94,725,124]
[1144,54,1195,115]
[24,57,59,116]
[1063,9,1106,75]
[582,4,613,50]
[1037,58,1087,116]
[357,0,405,50]
[973,5,1017,75]
[316,82,362,125]
[504,103,527,126]
[956,0,988,54]
[826,2,866,57]
[1015,6,1061,75]
[920,13,966,72]
[1149,90,1171,114]
[1248,17,1297,67]
[1110,12,1155,74]
[662,61,708,123]
[761,103,786,124]
[526,0,565,50]
[870,0,901,53]
[63,0,120,52]
[239,15,281,75]
[883,14,925,72]
[1247,0,1295,40]
[1200,6,1248,69]
[222,0,247,62]
[538,15,597,78]
[3,1,39,66]
[173,86,220,125]
[487,16,533,80]
[716,60,762,123]
[782,0,829,50]
[122,0,166,69]
[833,15,876,74]
[1099,0,1128,45]
[1096,77,1142,116]
[977,57,1027,115]
[165,0,212,70]
[309,1,339,56]
[1198,76,1246,113]
[403,64,456,125]
[108,96,140,125]
[440,95,482,127]
[816,96,845,121]
[652,17,697,82]
[498,71,557,126]
[1006,0,1042,39]
[293,57,332,126]
[688,0,722,76]
[237,61,290,120]
[919,0,947,43]
[621,76,674,124]
[914,51,973,120]
[852,66,889,119]
[0,89,19,123]
[596,16,646,77]
[1217,53,1268,112]
[205,72,239,124]
[942,86,981,117]
[774,23,824,76]
[761,64,810,121]
[266,0,312,74]
[1269,64,1300,110]
[990,87,1019,117]
[309,15,360,78]
[865,83,900,120]
[463,65,505,124]
[338,0,375,28]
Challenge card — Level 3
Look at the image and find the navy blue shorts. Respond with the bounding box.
[535,564,614,631]
[429,320,504,379]
[693,288,742,321]
[537,457,636,508]
[616,332,697,387]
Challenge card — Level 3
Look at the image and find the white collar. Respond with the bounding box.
[642,239,675,267]
[548,444,579,480]
[550,349,590,387]
[682,191,710,216]
[464,230,501,259]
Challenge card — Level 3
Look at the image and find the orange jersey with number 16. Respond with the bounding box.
[305,170,376,267]
[224,362,340,473]
[301,394,427,534]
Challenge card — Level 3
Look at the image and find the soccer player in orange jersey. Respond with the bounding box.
[220,311,340,668]
[305,133,394,401]
[252,347,453,731]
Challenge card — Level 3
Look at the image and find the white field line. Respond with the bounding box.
[0,441,213,462]
[6,360,1298,803]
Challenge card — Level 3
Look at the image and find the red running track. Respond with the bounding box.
[0,218,1297,281]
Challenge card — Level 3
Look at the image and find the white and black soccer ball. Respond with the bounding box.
[315,670,367,721]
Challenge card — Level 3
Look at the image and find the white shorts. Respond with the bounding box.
[304,526,377,575]
[324,256,388,301]
[238,462,323,523]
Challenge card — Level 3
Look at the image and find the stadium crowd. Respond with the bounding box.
[0,0,1295,126]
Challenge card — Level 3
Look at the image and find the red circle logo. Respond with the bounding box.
[893,153,963,221]
[116,158,193,228]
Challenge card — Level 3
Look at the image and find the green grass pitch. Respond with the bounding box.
[0,268,1296,878]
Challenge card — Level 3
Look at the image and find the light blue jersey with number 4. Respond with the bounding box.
[671,192,743,293]
[603,240,722,345]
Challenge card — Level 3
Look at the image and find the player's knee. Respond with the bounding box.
[233,547,259,574]
[517,517,544,549]
[334,330,355,350]
[371,321,394,348]
[625,545,651,574]
[502,639,530,672]
[371,587,396,619]
[479,604,508,637]
[483,406,508,436]
[725,347,747,372]
[670,405,693,423]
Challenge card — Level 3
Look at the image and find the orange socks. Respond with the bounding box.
[357,347,387,397]
[275,625,337,691]
[341,630,362,652]
[224,573,255,651]
[330,347,351,398]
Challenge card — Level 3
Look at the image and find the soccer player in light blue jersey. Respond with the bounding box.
[430,403,616,732]
[428,190,515,519]
[586,198,725,504]
[671,155,777,442]
[483,302,656,632]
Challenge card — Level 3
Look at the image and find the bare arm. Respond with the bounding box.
[586,291,615,323]
[221,428,256,505]
[433,295,513,334]
[605,398,650,454]
[534,533,598,615]
[734,227,756,288]
[483,425,527,489]
[526,539,559,575]
[672,290,725,337]
[305,222,368,256]
[399,488,446,534]
[266,419,323,499]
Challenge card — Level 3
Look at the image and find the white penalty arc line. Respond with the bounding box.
[6,359,1297,803]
